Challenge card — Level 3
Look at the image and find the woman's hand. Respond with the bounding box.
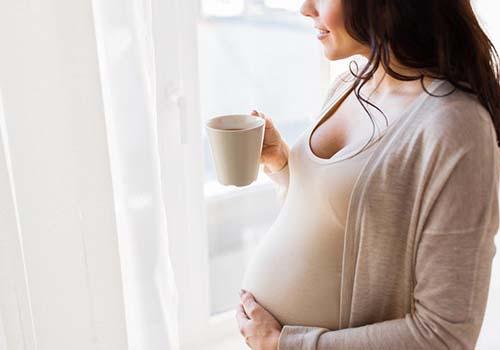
[250,110,290,173]
[236,289,283,350]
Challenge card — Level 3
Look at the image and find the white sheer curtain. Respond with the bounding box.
[0,0,181,349]
[92,0,180,349]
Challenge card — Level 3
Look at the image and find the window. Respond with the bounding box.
[197,0,331,317]
[172,1,500,349]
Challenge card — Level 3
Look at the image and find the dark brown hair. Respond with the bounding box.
[342,0,500,147]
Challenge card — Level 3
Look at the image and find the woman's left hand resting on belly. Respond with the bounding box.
[236,289,282,350]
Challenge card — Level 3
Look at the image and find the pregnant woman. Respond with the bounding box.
[235,1,500,350]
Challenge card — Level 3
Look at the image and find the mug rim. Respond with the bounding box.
[205,114,264,133]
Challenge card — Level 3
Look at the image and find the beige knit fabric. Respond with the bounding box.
[262,72,500,349]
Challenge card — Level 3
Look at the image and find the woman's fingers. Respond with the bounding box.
[251,110,274,129]
[237,302,249,320]
[236,291,283,349]
[250,110,263,120]
[236,303,250,334]
[241,291,262,319]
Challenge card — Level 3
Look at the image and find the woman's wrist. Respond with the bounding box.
[269,158,288,173]
[271,328,282,350]
[266,142,289,173]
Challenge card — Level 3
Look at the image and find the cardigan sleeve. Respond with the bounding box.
[277,107,500,350]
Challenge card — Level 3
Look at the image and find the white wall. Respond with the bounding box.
[0,1,128,349]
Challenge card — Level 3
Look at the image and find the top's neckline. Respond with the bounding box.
[305,78,444,164]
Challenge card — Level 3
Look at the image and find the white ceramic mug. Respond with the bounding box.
[205,114,265,187]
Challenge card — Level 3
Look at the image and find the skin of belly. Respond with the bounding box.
[241,92,399,330]
[241,200,344,330]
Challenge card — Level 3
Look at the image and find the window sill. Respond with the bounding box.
[204,167,274,200]
[184,309,248,350]
[202,333,247,350]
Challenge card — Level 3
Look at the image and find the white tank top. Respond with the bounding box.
[241,114,386,330]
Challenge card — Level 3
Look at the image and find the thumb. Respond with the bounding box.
[250,109,262,117]
[251,110,274,129]
[241,291,260,318]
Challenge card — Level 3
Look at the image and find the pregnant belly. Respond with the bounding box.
[240,213,344,330]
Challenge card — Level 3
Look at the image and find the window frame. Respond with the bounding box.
[164,1,332,349]
[166,2,500,348]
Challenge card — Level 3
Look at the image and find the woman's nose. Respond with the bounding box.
[300,0,317,18]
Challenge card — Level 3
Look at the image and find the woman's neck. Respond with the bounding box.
[364,58,433,97]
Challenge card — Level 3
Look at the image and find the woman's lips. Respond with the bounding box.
[316,29,330,40]
[314,26,330,40]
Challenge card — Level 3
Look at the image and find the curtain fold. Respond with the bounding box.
[92,0,180,349]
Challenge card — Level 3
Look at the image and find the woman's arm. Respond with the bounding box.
[263,70,354,203]
[277,106,500,350]
[279,218,498,349]
[264,159,290,205]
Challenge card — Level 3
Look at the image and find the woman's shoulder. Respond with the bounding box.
[320,69,357,110]
[423,80,492,123]
[417,80,497,152]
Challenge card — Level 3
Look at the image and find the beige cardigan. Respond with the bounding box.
[264,73,500,349]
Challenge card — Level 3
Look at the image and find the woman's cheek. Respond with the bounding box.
[322,1,344,32]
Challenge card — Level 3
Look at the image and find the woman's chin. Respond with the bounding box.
[323,49,344,61]
[323,46,356,61]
